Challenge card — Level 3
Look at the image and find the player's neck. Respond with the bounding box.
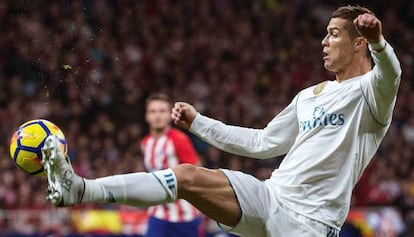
[150,126,171,139]
[335,58,371,83]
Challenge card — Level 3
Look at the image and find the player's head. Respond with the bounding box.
[321,6,374,72]
[145,92,172,132]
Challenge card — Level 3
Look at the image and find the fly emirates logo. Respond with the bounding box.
[299,106,345,132]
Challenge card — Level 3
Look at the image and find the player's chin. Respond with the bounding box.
[323,61,334,72]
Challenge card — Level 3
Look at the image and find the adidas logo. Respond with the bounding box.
[164,173,175,191]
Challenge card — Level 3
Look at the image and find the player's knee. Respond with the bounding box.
[173,164,200,192]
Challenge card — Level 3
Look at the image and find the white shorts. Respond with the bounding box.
[220,169,340,237]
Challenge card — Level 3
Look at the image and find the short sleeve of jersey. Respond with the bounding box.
[170,129,199,165]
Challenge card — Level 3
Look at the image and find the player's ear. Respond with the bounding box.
[354,37,366,51]
[145,111,150,123]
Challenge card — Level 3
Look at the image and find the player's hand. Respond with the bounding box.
[172,102,198,130]
[353,13,382,43]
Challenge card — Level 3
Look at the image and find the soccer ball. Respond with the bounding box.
[9,119,68,176]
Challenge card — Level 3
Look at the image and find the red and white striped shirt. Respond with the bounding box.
[141,128,200,222]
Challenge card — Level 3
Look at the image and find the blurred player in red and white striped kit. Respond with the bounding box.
[141,92,202,237]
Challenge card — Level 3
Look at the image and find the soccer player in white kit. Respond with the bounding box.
[41,6,401,237]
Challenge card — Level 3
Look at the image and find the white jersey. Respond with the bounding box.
[189,39,401,229]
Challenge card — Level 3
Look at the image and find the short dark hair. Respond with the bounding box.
[145,92,172,108]
[331,6,374,40]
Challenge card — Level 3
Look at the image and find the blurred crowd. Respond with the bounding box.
[0,0,413,234]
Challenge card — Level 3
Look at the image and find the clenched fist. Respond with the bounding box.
[171,102,198,130]
[353,13,382,43]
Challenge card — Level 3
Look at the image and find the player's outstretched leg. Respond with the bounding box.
[42,135,177,208]
[41,135,85,207]
[41,135,240,230]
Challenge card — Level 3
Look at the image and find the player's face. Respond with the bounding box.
[145,100,172,132]
[321,18,355,73]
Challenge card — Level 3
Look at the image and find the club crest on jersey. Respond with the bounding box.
[313,81,328,95]
[299,106,345,132]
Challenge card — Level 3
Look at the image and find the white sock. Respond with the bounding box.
[81,169,178,207]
